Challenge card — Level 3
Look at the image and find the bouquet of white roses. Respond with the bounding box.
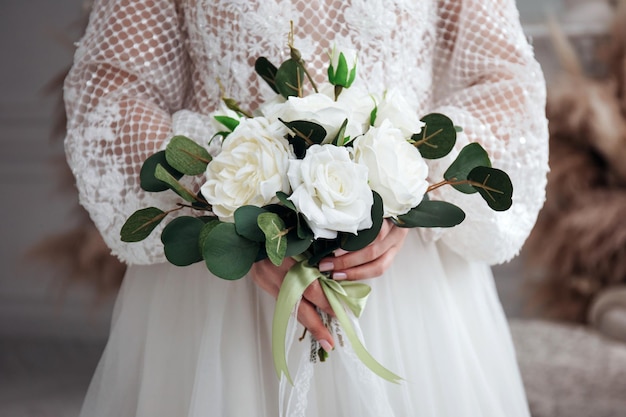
[121,32,513,384]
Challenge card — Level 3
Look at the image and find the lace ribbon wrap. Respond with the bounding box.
[65,0,548,266]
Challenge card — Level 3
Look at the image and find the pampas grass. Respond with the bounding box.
[525,0,626,321]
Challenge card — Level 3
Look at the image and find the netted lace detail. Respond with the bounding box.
[64,0,548,265]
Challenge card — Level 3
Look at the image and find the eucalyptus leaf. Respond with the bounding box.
[198,219,221,254]
[154,164,197,202]
[412,113,457,159]
[198,215,219,223]
[120,207,166,242]
[281,119,327,145]
[285,229,313,257]
[288,135,308,159]
[341,191,384,251]
[396,200,465,228]
[191,191,211,210]
[276,191,296,212]
[165,135,211,176]
[444,142,492,194]
[275,58,304,98]
[257,212,288,266]
[203,223,259,280]
[467,166,513,211]
[255,57,280,94]
[263,203,293,219]
[296,213,313,240]
[234,206,267,242]
[161,216,205,266]
[308,238,341,266]
[140,151,183,192]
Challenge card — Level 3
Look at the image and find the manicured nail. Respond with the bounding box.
[334,249,348,257]
[319,262,334,272]
[319,339,333,353]
[332,272,347,281]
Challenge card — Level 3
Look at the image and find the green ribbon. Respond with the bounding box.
[272,258,402,385]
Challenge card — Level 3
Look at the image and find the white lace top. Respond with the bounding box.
[64,0,548,266]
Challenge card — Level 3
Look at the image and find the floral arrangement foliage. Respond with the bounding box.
[121,29,513,382]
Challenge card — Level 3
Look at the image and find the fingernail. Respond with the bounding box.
[332,272,347,281]
[319,261,334,272]
[319,339,333,353]
[334,249,348,257]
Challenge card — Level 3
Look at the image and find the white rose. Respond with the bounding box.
[288,144,373,239]
[200,117,292,222]
[320,83,374,140]
[353,119,429,217]
[263,92,364,143]
[374,88,425,137]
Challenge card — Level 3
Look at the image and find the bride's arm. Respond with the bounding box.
[422,0,549,265]
[65,0,213,265]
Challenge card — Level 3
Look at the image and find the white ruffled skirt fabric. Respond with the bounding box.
[79,232,530,417]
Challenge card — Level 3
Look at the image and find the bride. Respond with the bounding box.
[64,0,548,416]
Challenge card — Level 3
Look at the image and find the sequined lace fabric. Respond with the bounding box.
[64,0,548,265]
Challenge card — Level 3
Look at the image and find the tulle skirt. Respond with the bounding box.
[79,232,530,417]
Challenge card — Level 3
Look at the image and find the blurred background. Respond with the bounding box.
[1,0,625,416]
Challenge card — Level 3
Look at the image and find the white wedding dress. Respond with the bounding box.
[64,0,549,416]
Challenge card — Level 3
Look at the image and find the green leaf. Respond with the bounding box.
[341,191,384,251]
[285,229,313,257]
[281,119,327,145]
[255,57,280,94]
[308,238,341,266]
[165,135,211,176]
[273,195,313,241]
[154,164,197,202]
[203,223,259,280]
[396,200,465,228]
[444,142,492,194]
[275,58,304,98]
[213,115,240,132]
[198,219,221,254]
[120,207,167,242]
[369,105,378,127]
[257,212,288,266]
[467,166,513,211]
[234,206,267,242]
[412,113,457,159]
[296,213,313,240]
[276,191,296,212]
[331,119,349,146]
[328,53,349,86]
[140,151,183,192]
[161,216,205,266]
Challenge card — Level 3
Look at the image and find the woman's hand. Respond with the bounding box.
[319,219,409,281]
[250,257,336,353]
[250,219,409,351]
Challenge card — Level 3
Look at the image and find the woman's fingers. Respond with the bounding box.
[297,299,334,352]
[333,240,404,281]
[250,258,334,349]
[319,220,409,281]
[302,280,334,316]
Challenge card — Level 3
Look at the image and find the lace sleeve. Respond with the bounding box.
[424,0,549,265]
[64,0,213,265]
